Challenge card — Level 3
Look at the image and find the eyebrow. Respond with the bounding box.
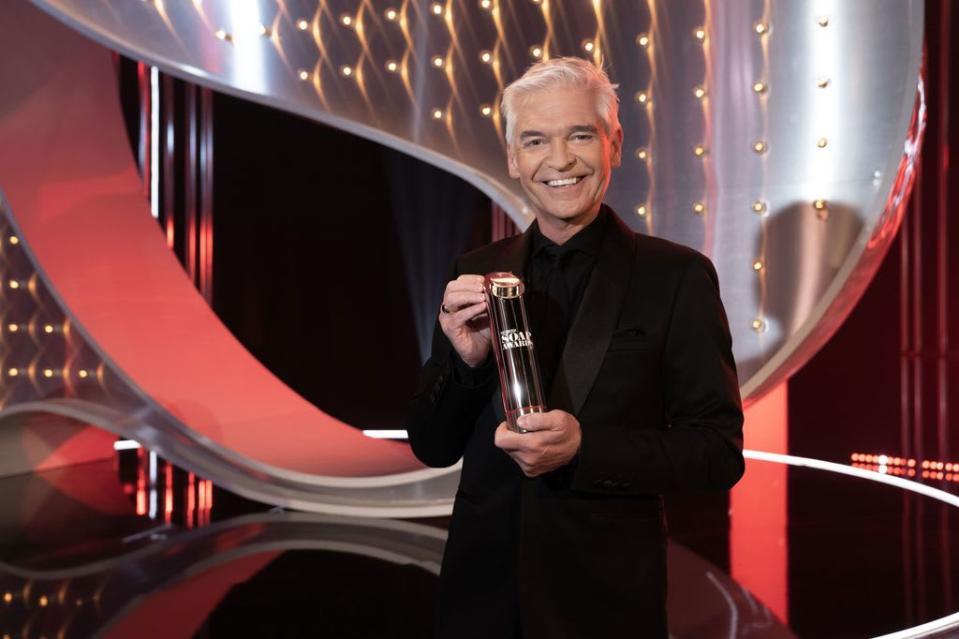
[519,124,599,140]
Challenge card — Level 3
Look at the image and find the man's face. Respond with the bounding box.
[507,86,622,228]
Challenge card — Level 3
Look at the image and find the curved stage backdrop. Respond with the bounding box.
[0,0,924,515]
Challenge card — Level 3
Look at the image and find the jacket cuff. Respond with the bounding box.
[451,350,496,388]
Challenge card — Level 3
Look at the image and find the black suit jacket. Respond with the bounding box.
[407,208,745,639]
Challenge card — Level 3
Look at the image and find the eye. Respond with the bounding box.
[523,138,545,148]
[571,133,594,142]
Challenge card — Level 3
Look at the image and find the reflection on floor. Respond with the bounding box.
[0,453,955,638]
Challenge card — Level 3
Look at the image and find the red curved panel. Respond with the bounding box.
[0,3,420,476]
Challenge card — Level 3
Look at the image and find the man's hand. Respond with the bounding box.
[494,410,581,477]
[439,274,491,368]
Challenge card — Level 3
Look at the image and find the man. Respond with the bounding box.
[406,57,744,639]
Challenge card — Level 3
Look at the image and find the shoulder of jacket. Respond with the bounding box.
[634,232,708,269]
[455,235,520,271]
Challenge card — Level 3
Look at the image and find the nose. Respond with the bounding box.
[546,139,575,171]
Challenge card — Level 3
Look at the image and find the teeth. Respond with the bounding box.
[546,177,581,187]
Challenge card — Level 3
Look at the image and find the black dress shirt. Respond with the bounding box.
[524,206,610,393]
[452,206,611,395]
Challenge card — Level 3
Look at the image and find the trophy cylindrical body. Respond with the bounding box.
[484,272,545,432]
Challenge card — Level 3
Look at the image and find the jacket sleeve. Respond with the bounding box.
[405,260,498,468]
[571,252,745,495]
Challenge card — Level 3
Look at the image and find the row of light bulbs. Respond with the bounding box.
[2,589,85,608]
[633,198,829,219]
[5,367,93,379]
[6,323,62,334]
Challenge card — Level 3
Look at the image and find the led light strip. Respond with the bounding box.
[744,449,959,508]
[149,65,159,219]
[743,449,959,639]
[361,430,410,440]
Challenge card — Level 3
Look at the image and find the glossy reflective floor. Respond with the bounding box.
[0,455,956,638]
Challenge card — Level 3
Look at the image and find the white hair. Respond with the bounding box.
[501,56,621,145]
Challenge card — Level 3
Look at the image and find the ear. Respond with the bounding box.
[609,125,624,169]
[507,144,521,179]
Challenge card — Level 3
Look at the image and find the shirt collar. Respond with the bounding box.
[530,204,610,259]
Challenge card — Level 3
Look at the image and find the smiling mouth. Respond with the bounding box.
[542,176,584,188]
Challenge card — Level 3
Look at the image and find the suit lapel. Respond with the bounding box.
[548,211,636,416]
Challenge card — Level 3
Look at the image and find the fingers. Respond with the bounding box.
[443,301,487,330]
[494,421,522,451]
[496,415,579,478]
[443,289,486,315]
[443,275,485,305]
[517,410,575,433]
[495,422,556,451]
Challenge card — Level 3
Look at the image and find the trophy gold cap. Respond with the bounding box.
[486,273,524,299]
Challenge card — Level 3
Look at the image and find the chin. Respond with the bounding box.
[547,205,594,222]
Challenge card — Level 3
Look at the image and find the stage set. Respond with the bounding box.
[0,0,956,637]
